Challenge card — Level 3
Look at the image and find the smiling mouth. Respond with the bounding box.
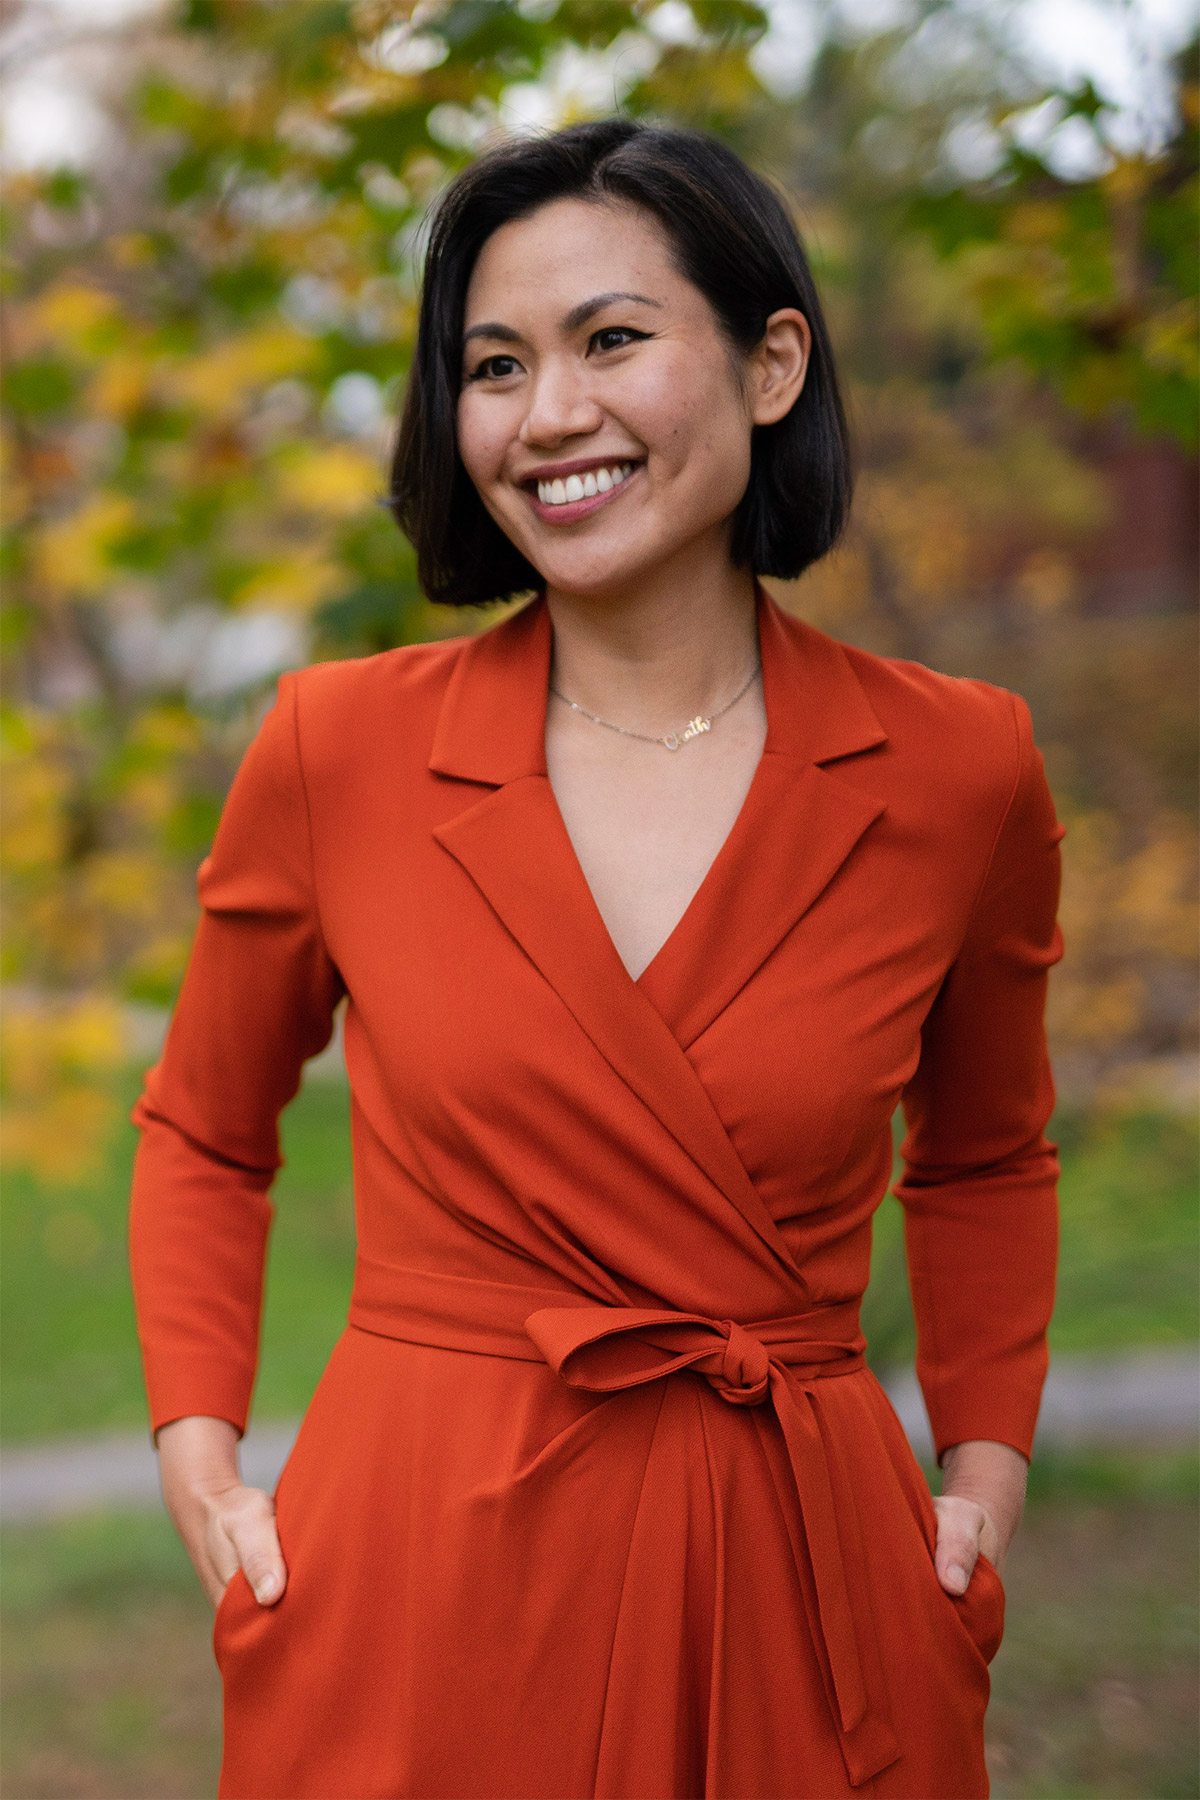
[528,460,639,508]
[521,461,645,526]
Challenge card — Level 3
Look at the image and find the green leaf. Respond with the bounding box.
[2,359,78,416]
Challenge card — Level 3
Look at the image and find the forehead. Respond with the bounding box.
[462,197,690,322]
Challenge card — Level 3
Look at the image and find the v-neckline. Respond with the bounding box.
[429,582,891,1051]
[630,743,767,990]
[541,596,772,997]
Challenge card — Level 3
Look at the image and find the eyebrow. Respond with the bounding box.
[462,290,663,349]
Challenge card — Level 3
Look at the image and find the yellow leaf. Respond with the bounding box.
[0,754,69,871]
[89,355,152,421]
[1,997,126,1090]
[123,772,177,828]
[30,494,137,597]
[233,551,345,612]
[0,994,128,1182]
[28,282,121,349]
[129,705,202,756]
[82,852,165,922]
[123,932,192,996]
[275,443,383,516]
[2,1087,117,1184]
[168,325,319,418]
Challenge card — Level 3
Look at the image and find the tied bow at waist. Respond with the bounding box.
[349,1257,901,1786]
[524,1304,899,1786]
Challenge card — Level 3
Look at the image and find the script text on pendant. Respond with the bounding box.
[680,716,712,743]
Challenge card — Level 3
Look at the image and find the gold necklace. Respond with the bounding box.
[549,662,762,751]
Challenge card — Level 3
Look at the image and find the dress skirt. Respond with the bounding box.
[213,1326,1004,1798]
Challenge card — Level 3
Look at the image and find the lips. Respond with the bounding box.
[522,459,644,524]
[540,461,635,508]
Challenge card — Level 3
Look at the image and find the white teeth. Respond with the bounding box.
[536,463,636,506]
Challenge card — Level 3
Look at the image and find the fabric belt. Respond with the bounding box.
[349,1254,901,1786]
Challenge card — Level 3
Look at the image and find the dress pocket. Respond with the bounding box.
[947,1550,1006,1666]
[212,1565,251,1655]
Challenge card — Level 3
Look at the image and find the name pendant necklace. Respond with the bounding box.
[549,662,761,752]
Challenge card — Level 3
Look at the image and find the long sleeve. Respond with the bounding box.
[893,688,1066,1463]
[128,672,344,1440]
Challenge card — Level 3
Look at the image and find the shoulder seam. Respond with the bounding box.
[279,671,338,977]
[951,687,1026,958]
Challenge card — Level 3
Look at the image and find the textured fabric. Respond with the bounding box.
[128,584,1065,1799]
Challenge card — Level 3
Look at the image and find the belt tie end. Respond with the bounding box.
[523,1302,900,1787]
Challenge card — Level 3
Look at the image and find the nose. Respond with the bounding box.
[518,356,603,449]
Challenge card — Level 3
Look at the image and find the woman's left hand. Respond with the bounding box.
[932,1438,1028,1596]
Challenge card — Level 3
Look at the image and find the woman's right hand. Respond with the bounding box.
[155,1414,288,1612]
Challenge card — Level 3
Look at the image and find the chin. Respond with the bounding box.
[529,538,689,602]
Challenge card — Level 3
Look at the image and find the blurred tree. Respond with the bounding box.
[755,12,1197,1093]
[0,0,775,1175]
[911,48,1199,450]
[763,13,1196,646]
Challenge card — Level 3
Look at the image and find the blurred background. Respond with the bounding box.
[0,0,1196,1793]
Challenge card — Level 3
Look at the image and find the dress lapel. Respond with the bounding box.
[428,584,889,1280]
[434,774,788,1269]
[636,592,888,1047]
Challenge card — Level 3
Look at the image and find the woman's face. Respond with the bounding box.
[455,196,808,601]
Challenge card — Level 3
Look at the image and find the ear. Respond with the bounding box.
[749,308,811,426]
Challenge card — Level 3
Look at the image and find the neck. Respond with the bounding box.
[544,551,761,733]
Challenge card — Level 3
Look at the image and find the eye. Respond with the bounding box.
[465,354,521,383]
[591,326,649,353]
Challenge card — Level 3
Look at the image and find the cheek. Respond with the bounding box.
[455,396,505,487]
[633,360,748,484]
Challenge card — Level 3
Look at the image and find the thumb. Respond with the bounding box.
[932,1495,985,1597]
[223,1491,288,1607]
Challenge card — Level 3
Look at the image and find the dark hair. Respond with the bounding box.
[390,117,852,607]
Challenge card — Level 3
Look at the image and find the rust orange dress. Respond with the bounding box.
[129,583,1065,1800]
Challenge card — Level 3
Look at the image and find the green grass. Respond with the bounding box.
[2,1076,1196,1441]
[862,1103,1200,1373]
[1047,1107,1200,1353]
[2,1477,1195,1799]
[0,1509,221,1798]
[987,1490,1200,1799]
[0,1072,355,1442]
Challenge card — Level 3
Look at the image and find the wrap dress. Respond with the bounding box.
[129,581,1066,1800]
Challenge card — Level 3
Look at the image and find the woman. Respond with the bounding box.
[130,118,1066,1799]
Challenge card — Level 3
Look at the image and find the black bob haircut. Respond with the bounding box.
[390,117,852,608]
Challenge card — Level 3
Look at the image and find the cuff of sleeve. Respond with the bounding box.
[917,1342,1049,1464]
[144,1355,255,1446]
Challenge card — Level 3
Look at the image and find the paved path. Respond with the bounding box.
[2,1349,1195,1524]
[885,1346,1198,1461]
